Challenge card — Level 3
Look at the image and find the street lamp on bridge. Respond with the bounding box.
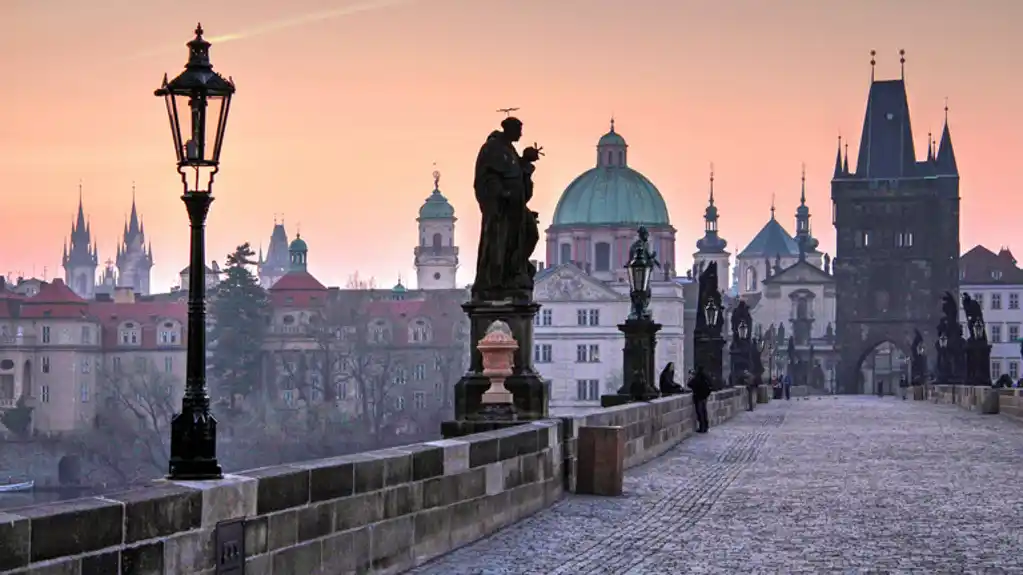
[156,24,236,480]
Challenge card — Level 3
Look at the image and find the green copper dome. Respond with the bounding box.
[551,120,670,226]
[418,170,455,220]
[289,236,307,252]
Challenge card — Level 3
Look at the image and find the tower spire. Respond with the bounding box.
[870,49,876,82]
[834,135,843,177]
[708,162,715,205]
[899,49,905,80]
[843,141,849,173]
[800,162,807,205]
[770,193,776,220]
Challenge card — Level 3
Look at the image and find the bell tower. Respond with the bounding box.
[415,169,458,290]
[692,165,730,293]
[62,184,99,299]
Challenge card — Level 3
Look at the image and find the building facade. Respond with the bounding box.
[960,246,1023,382]
[831,64,960,393]
[0,278,186,434]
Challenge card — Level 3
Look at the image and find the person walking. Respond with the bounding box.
[689,365,712,433]
[783,374,792,401]
[744,370,757,411]
[898,375,909,400]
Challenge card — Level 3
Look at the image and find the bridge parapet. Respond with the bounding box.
[0,389,748,575]
[927,384,1008,416]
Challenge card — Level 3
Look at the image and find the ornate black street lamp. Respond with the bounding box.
[704,299,720,327]
[157,24,235,480]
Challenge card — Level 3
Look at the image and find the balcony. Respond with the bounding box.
[0,335,37,346]
[414,246,459,258]
[0,398,16,408]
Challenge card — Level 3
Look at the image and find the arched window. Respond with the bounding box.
[118,322,140,346]
[594,242,612,271]
[432,233,443,249]
[408,318,432,343]
[560,243,572,265]
[368,319,391,344]
[607,151,612,164]
[744,266,758,292]
[618,151,624,164]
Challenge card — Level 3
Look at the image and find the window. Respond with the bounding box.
[560,243,572,265]
[135,356,147,372]
[283,390,295,406]
[594,242,612,272]
[432,233,443,249]
[577,309,587,326]
[534,344,552,363]
[164,356,174,373]
[576,379,599,401]
[40,385,50,403]
[80,382,90,403]
[535,309,552,326]
[991,360,1002,379]
[576,344,599,363]
[414,391,426,409]
[855,230,871,248]
[744,266,757,292]
[159,322,180,345]
[41,356,50,374]
[990,325,1002,343]
[120,322,140,345]
[895,232,914,248]
[413,363,426,380]
[336,381,348,399]
[81,358,91,374]
[409,319,431,343]
[992,293,1002,310]
[369,320,390,343]
[42,326,51,344]
[81,326,92,345]
[1010,293,1020,310]
[993,270,1004,280]
[975,293,984,308]
[393,368,407,386]
[1010,361,1020,380]
[1010,324,1020,343]
[395,395,406,411]
[582,309,600,326]
[112,356,122,372]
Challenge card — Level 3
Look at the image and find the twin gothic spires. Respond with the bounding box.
[63,183,98,268]
[836,49,958,179]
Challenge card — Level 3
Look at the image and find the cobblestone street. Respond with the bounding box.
[410,397,1023,574]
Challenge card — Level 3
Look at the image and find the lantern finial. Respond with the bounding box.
[195,23,204,37]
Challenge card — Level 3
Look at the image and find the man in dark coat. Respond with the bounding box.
[689,365,712,433]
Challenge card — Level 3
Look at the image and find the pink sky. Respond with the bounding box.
[2,0,1020,291]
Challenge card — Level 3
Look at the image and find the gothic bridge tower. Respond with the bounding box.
[832,51,959,394]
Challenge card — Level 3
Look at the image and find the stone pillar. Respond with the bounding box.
[601,318,661,407]
[576,426,625,496]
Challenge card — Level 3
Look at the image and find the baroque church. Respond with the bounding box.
[62,187,154,299]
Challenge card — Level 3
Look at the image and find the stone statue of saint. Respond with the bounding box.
[962,292,986,341]
[472,117,542,302]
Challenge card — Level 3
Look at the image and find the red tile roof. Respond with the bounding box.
[268,271,327,307]
[960,245,1023,284]
[19,279,89,318]
[88,300,188,349]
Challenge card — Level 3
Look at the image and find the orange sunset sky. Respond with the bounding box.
[2,0,1021,291]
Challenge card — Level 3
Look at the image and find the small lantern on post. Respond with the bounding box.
[704,299,720,327]
[738,320,750,340]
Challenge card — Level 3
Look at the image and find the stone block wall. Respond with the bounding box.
[0,390,749,575]
[997,388,1023,424]
[928,384,1003,416]
[558,388,744,492]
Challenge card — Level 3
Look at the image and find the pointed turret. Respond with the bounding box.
[833,135,844,178]
[695,164,728,254]
[854,53,919,179]
[115,185,153,295]
[63,184,99,298]
[794,165,819,256]
[842,142,849,174]
[935,105,958,176]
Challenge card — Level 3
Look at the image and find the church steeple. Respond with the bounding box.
[935,101,958,176]
[115,184,153,295]
[695,164,727,254]
[63,183,99,298]
[794,164,819,254]
[289,234,309,272]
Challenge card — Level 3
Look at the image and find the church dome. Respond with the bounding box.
[418,170,455,220]
[289,236,307,253]
[551,121,670,226]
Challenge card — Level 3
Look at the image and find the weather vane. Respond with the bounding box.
[496,107,519,117]
[432,162,441,189]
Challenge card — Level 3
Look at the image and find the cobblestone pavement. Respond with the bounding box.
[410,397,1023,574]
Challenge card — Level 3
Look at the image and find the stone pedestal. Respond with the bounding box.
[576,426,625,496]
[913,386,926,401]
[965,340,993,386]
[694,332,725,390]
[756,384,770,404]
[444,299,550,438]
[979,386,1001,414]
[729,340,752,387]
[601,319,660,407]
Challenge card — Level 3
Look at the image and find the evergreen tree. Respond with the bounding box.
[209,243,270,406]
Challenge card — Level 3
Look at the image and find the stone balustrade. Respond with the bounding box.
[927,384,1003,415]
[996,388,1023,424]
[0,389,747,575]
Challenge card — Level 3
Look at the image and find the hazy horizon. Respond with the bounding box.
[2,0,1020,291]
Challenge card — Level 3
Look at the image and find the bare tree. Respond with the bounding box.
[73,363,178,486]
[345,271,377,290]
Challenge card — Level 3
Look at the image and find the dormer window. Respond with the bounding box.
[992,270,1003,280]
[119,322,140,346]
[158,321,181,345]
[369,319,391,344]
[409,319,432,343]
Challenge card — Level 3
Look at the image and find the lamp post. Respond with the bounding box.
[601,227,660,407]
[156,24,235,480]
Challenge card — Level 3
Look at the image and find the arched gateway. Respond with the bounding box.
[831,61,960,394]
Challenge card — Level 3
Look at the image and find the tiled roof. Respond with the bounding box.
[737,218,800,259]
[89,300,188,349]
[269,271,328,307]
[960,245,1023,285]
[19,279,89,318]
[270,271,327,292]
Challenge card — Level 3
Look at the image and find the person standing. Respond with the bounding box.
[783,373,792,401]
[744,370,757,411]
[689,365,712,433]
[898,375,909,400]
